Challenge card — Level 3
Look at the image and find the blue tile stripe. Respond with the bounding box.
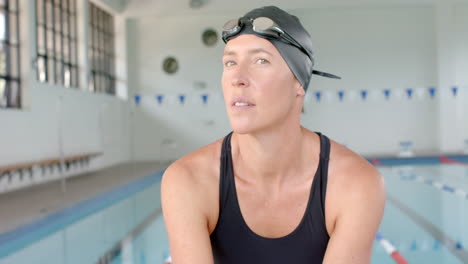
[0,169,166,258]
[368,154,468,167]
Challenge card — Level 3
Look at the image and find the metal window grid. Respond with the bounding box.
[35,0,78,88]
[88,2,115,95]
[0,0,21,109]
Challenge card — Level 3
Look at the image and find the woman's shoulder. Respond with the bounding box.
[322,134,385,236]
[161,136,229,248]
[327,137,379,176]
[162,135,226,192]
[326,135,384,208]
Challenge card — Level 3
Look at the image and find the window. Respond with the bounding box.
[36,0,78,88]
[0,0,20,108]
[88,3,115,95]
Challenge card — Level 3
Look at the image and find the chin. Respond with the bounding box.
[232,128,252,135]
[230,119,272,135]
[230,124,253,135]
[229,119,257,135]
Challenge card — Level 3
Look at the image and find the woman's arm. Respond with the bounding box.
[323,163,386,264]
[161,162,215,264]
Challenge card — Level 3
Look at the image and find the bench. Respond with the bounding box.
[0,152,102,193]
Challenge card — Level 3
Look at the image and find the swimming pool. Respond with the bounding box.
[0,161,467,264]
[372,164,468,264]
[0,171,169,264]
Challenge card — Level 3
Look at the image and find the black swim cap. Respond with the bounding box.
[223,6,340,92]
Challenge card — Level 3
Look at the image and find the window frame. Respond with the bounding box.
[0,0,21,109]
[88,2,115,95]
[35,0,79,88]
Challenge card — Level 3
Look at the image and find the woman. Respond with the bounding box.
[162,6,385,264]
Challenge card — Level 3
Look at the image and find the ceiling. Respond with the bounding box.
[123,0,468,17]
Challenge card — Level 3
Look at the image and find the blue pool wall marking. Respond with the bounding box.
[338,91,345,101]
[384,89,391,100]
[131,84,465,107]
[315,91,322,102]
[406,89,413,99]
[201,94,209,105]
[0,169,166,258]
[134,95,141,105]
[157,95,164,105]
[452,86,458,97]
[178,95,185,105]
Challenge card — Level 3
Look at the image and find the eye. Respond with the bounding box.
[256,58,269,64]
[224,60,236,67]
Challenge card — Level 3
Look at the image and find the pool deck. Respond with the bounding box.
[0,161,170,235]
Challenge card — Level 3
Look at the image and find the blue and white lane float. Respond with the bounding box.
[376,232,409,264]
[164,255,172,264]
[412,175,468,199]
[371,158,468,199]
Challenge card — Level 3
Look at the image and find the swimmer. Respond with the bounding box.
[162,5,385,264]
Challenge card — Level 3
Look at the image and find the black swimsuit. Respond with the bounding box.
[210,131,331,263]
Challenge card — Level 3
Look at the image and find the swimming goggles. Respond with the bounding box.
[223,17,310,59]
[222,17,341,79]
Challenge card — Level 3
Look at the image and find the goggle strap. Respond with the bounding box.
[312,70,341,79]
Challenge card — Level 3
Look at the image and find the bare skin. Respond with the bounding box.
[161,34,385,264]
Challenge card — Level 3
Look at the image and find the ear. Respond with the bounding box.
[295,80,306,97]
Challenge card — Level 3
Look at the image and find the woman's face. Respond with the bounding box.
[222,34,304,134]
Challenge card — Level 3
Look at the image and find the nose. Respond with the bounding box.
[230,65,250,88]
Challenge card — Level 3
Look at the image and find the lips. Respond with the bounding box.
[234,102,251,106]
[231,96,255,107]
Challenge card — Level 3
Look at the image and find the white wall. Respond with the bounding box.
[127,13,232,161]
[455,4,468,150]
[454,4,468,87]
[97,0,129,12]
[127,3,468,160]
[0,0,131,180]
[436,3,468,153]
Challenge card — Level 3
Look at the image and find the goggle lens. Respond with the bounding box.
[223,18,240,31]
[252,17,275,31]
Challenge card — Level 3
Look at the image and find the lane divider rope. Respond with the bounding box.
[413,175,468,199]
[376,232,409,264]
